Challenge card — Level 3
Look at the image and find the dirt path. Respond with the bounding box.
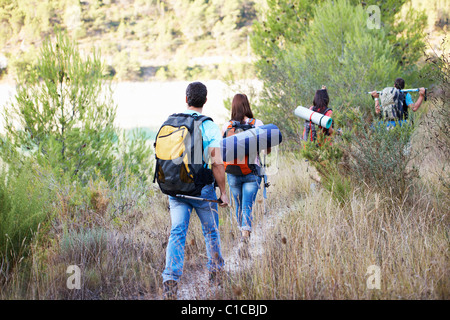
[174,204,286,300]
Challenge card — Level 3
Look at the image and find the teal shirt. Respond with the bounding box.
[405,93,413,106]
[184,109,221,164]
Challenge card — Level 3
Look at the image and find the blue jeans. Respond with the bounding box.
[162,183,224,283]
[227,173,262,232]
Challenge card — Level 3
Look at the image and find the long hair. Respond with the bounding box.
[312,89,329,113]
[231,93,254,123]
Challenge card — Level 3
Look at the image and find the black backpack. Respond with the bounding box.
[153,113,214,197]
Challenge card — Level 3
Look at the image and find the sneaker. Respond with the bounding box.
[162,280,178,300]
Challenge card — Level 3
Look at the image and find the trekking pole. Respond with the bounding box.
[366,88,427,94]
[262,153,267,215]
[367,88,428,101]
[175,194,223,204]
[227,184,235,232]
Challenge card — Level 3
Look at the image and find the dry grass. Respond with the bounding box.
[223,151,449,300]
[0,145,448,300]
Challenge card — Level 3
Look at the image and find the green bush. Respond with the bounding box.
[0,162,51,269]
[348,119,418,201]
[301,132,352,204]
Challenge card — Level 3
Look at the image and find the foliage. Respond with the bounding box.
[251,0,323,68]
[251,0,428,82]
[371,0,428,72]
[253,0,402,143]
[301,133,352,204]
[0,161,51,270]
[1,31,154,186]
[348,119,418,200]
[0,0,260,81]
[2,30,118,183]
[420,37,450,193]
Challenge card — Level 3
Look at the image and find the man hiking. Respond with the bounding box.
[371,78,426,127]
[157,81,229,300]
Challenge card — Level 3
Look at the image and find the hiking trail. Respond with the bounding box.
[174,203,286,300]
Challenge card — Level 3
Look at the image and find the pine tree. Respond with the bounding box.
[2,30,118,183]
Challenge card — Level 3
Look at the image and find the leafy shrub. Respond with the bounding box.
[347,119,418,201]
[301,133,352,204]
[0,162,51,269]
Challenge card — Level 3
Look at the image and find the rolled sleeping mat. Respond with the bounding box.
[220,124,282,162]
[294,106,332,129]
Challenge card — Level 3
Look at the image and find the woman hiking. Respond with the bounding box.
[221,93,269,258]
[302,85,334,143]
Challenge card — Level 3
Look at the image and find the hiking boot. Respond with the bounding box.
[162,280,178,300]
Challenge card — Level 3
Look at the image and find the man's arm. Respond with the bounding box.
[409,87,426,112]
[209,147,229,207]
[371,91,381,114]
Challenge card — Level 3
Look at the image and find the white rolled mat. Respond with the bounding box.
[294,106,332,129]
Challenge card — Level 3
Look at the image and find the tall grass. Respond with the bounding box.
[0,148,447,300]
[0,162,51,277]
[223,153,448,300]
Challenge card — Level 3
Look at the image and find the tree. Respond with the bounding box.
[251,0,428,143]
[251,0,427,69]
[2,30,118,183]
[254,0,401,143]
[251,0,323,64]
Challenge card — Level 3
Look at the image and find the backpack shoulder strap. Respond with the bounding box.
[223,120,236,138]
[189,113,213,123]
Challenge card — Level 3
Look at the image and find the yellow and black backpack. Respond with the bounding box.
[153,113,214,197]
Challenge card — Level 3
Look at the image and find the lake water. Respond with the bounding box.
[0,80,258,136]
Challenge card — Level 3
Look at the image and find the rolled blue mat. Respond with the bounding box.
[220,124,282,162]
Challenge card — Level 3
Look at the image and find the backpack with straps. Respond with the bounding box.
[222,118,260,176]
[379,87,407,121]
[153,113,214,197]
[303,107,333,142]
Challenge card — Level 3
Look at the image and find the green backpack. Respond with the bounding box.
[153,113,214,197]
